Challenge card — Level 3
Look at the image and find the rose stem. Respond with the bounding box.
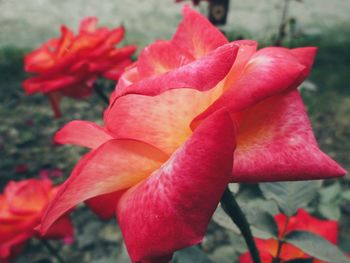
[274,0,290,46]
[40,239,65,263]
[272,216,290,263]
[220,187,262,263]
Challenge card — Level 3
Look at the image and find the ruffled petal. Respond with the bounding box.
[192,47,307,124]
[137,40,192,79]
[112,43,238,99]
[56,26,74,58]
[54,120,113,149]
[23,75,76,95]
[116,109,237,262]
[24,46,55,73]
[232,90,347,182]
[103,58,134,81]
[79,17,98,34]
[290,47,317,82]
[82,27,126,58]
[223,40,258,89]
[109,64,138,96]
[40,139,168,234]
[172,5,228,59]
[105,87,223,155]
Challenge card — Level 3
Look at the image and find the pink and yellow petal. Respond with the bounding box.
[232,90,346,182]
[112,43,238,98]
[172,6,228,59]
[117,109,237,262]
[192,47,307,123]
[40,139,168,234]
[54,120,113,149]
[105,86,223,155]
[222,40,258,89]
[137,40,191,79]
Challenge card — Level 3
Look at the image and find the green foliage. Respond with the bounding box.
[213,205,278,240]
[173,246,213,263]
[317,181,350,220]
[259,181,322,216]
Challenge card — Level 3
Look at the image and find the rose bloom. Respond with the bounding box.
[0,179,73,262]
[239,209,339,263]
[23,17,136,117]
[40,7,346,263]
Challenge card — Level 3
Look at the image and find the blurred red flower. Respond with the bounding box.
[23,17,136,117]
[0,179,73,262]
[39,168,63,179]
[239,209,338,263]
[14,164,28,174]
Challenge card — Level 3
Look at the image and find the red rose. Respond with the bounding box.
[23,17,136,117]
[0,179,73,262]
[40,7,346,263]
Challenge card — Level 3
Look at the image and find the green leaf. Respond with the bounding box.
[240,203,279,238]
[212,205,278,239]
[318,203,341,220]
[237,197,280,216]
[212,206,240,233]
[259,181,322,216]
[319,182,341,203]
[173,246,213,263]
[285,231,350,263]
[341,190,350,201]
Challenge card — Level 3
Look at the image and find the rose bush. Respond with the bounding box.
[40,7,346,263]
[239,209,339,263]
[0,178,73,262]
[23,17,136,117]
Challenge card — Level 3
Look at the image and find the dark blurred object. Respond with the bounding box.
[175,0,208,6]
[208,0,229,25]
